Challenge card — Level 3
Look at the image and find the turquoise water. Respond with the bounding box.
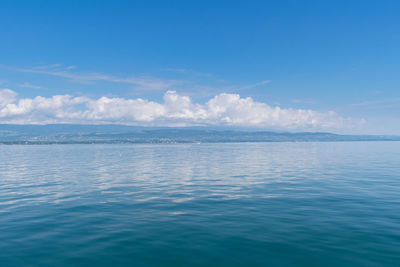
[0,142,399,266]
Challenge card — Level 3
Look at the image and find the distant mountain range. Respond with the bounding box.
[0,124,399,144]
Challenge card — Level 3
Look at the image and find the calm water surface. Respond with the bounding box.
[0,142,399,266]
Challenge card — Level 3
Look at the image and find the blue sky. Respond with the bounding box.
[0,0,399,134]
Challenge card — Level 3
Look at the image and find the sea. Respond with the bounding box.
[0,142,399,266]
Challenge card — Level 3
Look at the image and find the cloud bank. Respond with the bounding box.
[0,89,353,129]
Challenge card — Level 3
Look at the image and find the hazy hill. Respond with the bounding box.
[0,124,399,144]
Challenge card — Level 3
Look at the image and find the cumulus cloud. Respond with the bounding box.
[0,89,355,129]
[0,89,17,108]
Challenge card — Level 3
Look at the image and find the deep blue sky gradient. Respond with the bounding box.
[0,0,399,133]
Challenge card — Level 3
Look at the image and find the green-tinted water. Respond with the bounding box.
[1,142,399,266]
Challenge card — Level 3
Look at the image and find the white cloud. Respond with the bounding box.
[0,89,17,109]
[0,89,355,129]
[84,97,165,122]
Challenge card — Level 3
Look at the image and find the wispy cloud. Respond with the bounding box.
[1,64,272,98]
[31,64,62,70]
[19,82,41,89]
[236,80,270,91]
[350,98,400,108]
[163,68,213,78]
[291,98,316,105]
[1,64,179,91]
[163,68,270,92]
[331,98,400,113]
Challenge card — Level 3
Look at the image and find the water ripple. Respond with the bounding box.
[1,142,400,266]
